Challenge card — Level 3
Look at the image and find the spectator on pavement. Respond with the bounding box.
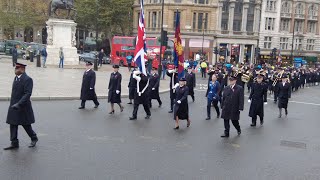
[161,58,168,80]
[98,49,104,68]
[12,45,18,67]
[126,55,133,72]
[41,46,47,68]
[200,60,207,78]
[59,47,64,68]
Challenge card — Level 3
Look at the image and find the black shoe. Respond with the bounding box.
[29,139,38,148]
[78,106,85,109]
[221,134,229,138]
[260,120,264,125]
[250,123,256,127]
[127,102,132,104]
[94,104,99,108]
[168,110,173,113]
[205,117,211,120]
[129,117,137,120]
[217,114,220,119]
[285,110,288,116]
[278,114,282,118]
[238,130,241,135]
[109,110,115,114]
[120,106,124,112]
[174,126,179,130]
[4,145,19,150]
[159,103,162,108]
[192,98,195,102]
[145,115,150,119]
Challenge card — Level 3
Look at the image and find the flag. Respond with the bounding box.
[133,0,147,76]
[277,48,282,64]
[173,10,184,79]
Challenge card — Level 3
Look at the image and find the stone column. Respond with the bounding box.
[241,1,250,35]
[216,2,223,33]
[251,44,255,64]
[239,44,245,63]
[253,0,262,35]
[227,44,232,63]
[228,1,236,34]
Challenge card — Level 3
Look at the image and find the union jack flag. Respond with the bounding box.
[133,0,147,76]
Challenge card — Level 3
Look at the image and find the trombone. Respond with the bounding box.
[272,70,284,86]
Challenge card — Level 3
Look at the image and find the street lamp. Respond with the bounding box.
[94,0,99,71]
[291,19,296,65]
[201,19,206,57]
[158,0,165,76]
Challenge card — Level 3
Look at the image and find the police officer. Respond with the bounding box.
[248,73,268,126]
[4,63,38,150]
[185,66,196,102]
[149,67,162,108]
[79,62,100,109]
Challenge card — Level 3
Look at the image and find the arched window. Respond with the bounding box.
[309,4,318,16]
[281,1,291,13]
[295,3,304,14]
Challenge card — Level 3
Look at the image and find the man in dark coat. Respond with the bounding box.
[4,63,38,150]
[149,67,162,108]
[277,74,291,118]
[12,45,18,67]
[128,68,137,104]
[79,62,99,109]
[98,49,104,67]
[248,73,268,126]
[173,77,191,129]
[221,75,244,138]
[167,67,179,113]
[129,70,151,120]
[185,66,196,102]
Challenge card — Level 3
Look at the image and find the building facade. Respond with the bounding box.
[259,0,320,65]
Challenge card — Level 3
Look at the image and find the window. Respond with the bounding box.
[222,1,229,13]
[295,3,304,15]
[194,0,208,4]
[265,18,275,30]
[280,19,290,31]
[148,12,151,28]
[306,39,315,51]
[264,37,272,49]
[137,12,140,27]
[266,0,276,11]
[193,12,197,30]
[198,13,204,31]
[294,38,303,50]
[308,4,318,17]
[281,1,291,13]
[174,0,182,3]
[158,11,161,28]
[294,20,303,32]
[193,12,208,32]
[173,11,181,28]
[307,22,317,33]
[152,12,157,29]
[280,37,289,50]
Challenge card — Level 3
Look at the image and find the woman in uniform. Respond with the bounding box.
[173,78,191,129]
[108,65,124,114]
[206,74,221,120]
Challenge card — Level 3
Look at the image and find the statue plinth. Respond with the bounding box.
[46,18,78,66]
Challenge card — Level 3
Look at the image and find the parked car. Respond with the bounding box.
[4,40,27,58]
[0,41,5,53]
[79,51,111,64]
[23,43,45,60]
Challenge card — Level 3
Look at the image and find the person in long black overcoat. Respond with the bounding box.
[300,70,306,89]
[167,67,179,113]
[185,66,196,102]
[79,62,99,109]
[173,78,191,129]
[129,70,151,120]
[149,68,162,108]
[276,74,291,118]
[220,75,244,138]
[108,65,124,114]
[248,73,267,126]
[12,45,18,67]
[4,63,38,150]
[127,68,137,104]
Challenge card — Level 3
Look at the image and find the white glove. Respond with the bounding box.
[173,83,179,89]
[90,88,93,90]
[168,70,174,74]
[248,99,251,103]
[177,100,181,104]
[133,70,141,75]
[264,102,267,105]
[152,88,155,90]
[116,90,120,94]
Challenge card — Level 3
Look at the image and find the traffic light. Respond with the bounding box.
[161,30,168,46]
[213,47,219,55]
[255,47,261,56]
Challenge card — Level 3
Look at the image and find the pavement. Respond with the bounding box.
[0,55,170,101]
[0,78,319,179]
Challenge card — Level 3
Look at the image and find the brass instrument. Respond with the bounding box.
[241,73,250,83]
[272,70,284,86]
[234,66,244,77]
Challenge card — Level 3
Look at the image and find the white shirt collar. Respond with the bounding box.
[86,69,91,72]
[17,74,22,78]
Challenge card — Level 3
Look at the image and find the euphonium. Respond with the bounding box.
[241,73,250,83]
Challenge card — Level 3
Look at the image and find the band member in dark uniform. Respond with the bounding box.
[4,63,38,150]
[206,74,221,120]
[128,68,137,104]
[79,62,99,109]
[273,68,281,103]
[108,65,124,114]
[277,74,291,118]
[221,75,244,138]
[248,73,268,126]
[149,67,162,108]
[173,78,191,129]
[300,70,306,89]
[130,70,151,120]
[167,66,179,113]
[185,66,196,102]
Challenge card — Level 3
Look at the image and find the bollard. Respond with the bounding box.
[36,54,41,67]
[30,51,34,62]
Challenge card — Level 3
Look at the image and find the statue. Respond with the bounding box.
[49,0,77,20]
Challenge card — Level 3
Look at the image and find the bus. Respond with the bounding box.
[110,36,165,69]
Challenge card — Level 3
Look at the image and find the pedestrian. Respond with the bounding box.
[129,70,151,120]
[98,49,104,67]
[126,55,133,72]
[173,77,191,129]
[108,65,124,114]
[248,73,268,126]
[79,62,99,109]
[4,63,38,150]
[12,45,18,67]
[161,58,168,80]
[41,46,48,68]
[127,68,137,104]
[220,75,244,138]
[59,47,64,68]
[149,67,162,108]
[167,66,179,113]
[277,74,291,118]
[185,66,196,102]
[147,56,153,74]
[200,60,207,78]
[206,74,221,120]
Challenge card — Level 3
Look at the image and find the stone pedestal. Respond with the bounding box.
[46,18,78,66]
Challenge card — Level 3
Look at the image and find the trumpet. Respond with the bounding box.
[272,70,284,86]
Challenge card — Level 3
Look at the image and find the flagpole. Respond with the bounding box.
[158,0,165,76]
[291,19,296,66]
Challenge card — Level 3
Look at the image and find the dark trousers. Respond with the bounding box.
[201,68,206,78]
[207,99,220,118]
[224,119,241,135]
[12,58,17,67]
[170,98,175,111]
[150,97,162,107]
[81,99,99,107]
[133,102,151,118]
[252,115,263,124]
[10,125,38,144]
